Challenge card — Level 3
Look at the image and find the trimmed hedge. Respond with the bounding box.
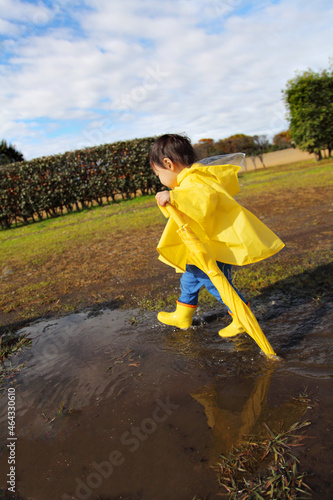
[0,137,162,229]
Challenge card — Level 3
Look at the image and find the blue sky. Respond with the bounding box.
[1,0,332,160]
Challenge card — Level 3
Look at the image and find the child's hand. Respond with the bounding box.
[155,191,171,207]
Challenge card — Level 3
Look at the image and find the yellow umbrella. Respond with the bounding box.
[164,203,276,357]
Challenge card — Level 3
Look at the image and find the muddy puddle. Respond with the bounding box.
[0,301,333,500]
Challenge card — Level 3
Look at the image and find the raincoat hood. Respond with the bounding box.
[176,163,241,197]
[157,163,284,272]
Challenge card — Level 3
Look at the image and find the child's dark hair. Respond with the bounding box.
[149,133,197,170]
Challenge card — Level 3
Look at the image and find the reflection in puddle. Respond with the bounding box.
[191,369,275,464]
[0,303,332,499]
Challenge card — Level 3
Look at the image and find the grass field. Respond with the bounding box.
[0,158,332,332]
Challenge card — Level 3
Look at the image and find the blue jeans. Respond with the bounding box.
[178,262,247,313]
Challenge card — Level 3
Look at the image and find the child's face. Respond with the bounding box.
[153,158,185,189]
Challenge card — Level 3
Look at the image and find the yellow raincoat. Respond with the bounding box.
[157,163,284,272]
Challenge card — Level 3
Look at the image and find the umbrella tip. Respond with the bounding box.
[265,352,280,361]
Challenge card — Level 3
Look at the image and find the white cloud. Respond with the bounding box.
[0,17,20,35]
[0,0,332,159]
[0,0,52,22]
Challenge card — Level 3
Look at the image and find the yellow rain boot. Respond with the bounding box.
[157,301,197,329]
[218,314,246,338]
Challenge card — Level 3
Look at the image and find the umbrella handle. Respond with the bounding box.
[164,203,187,228]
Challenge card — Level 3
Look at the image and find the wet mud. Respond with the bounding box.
[0,298,332,500]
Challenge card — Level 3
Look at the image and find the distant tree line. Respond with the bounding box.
[0,130,295,229]
[193,131,292,169]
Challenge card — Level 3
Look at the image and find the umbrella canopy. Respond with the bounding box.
[165,204,276,357]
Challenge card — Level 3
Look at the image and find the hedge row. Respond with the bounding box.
[0,137,162,229]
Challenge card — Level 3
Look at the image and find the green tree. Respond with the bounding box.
[0,140,25,165]
[282,66,333,159]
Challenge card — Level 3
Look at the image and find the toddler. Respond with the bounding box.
[150,134,284,337]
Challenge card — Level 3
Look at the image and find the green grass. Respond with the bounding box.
[0,194,160,267]
[0,330,31,364]
[238,159,332,194]
[214,420,312,499]
[1,193,158,233]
